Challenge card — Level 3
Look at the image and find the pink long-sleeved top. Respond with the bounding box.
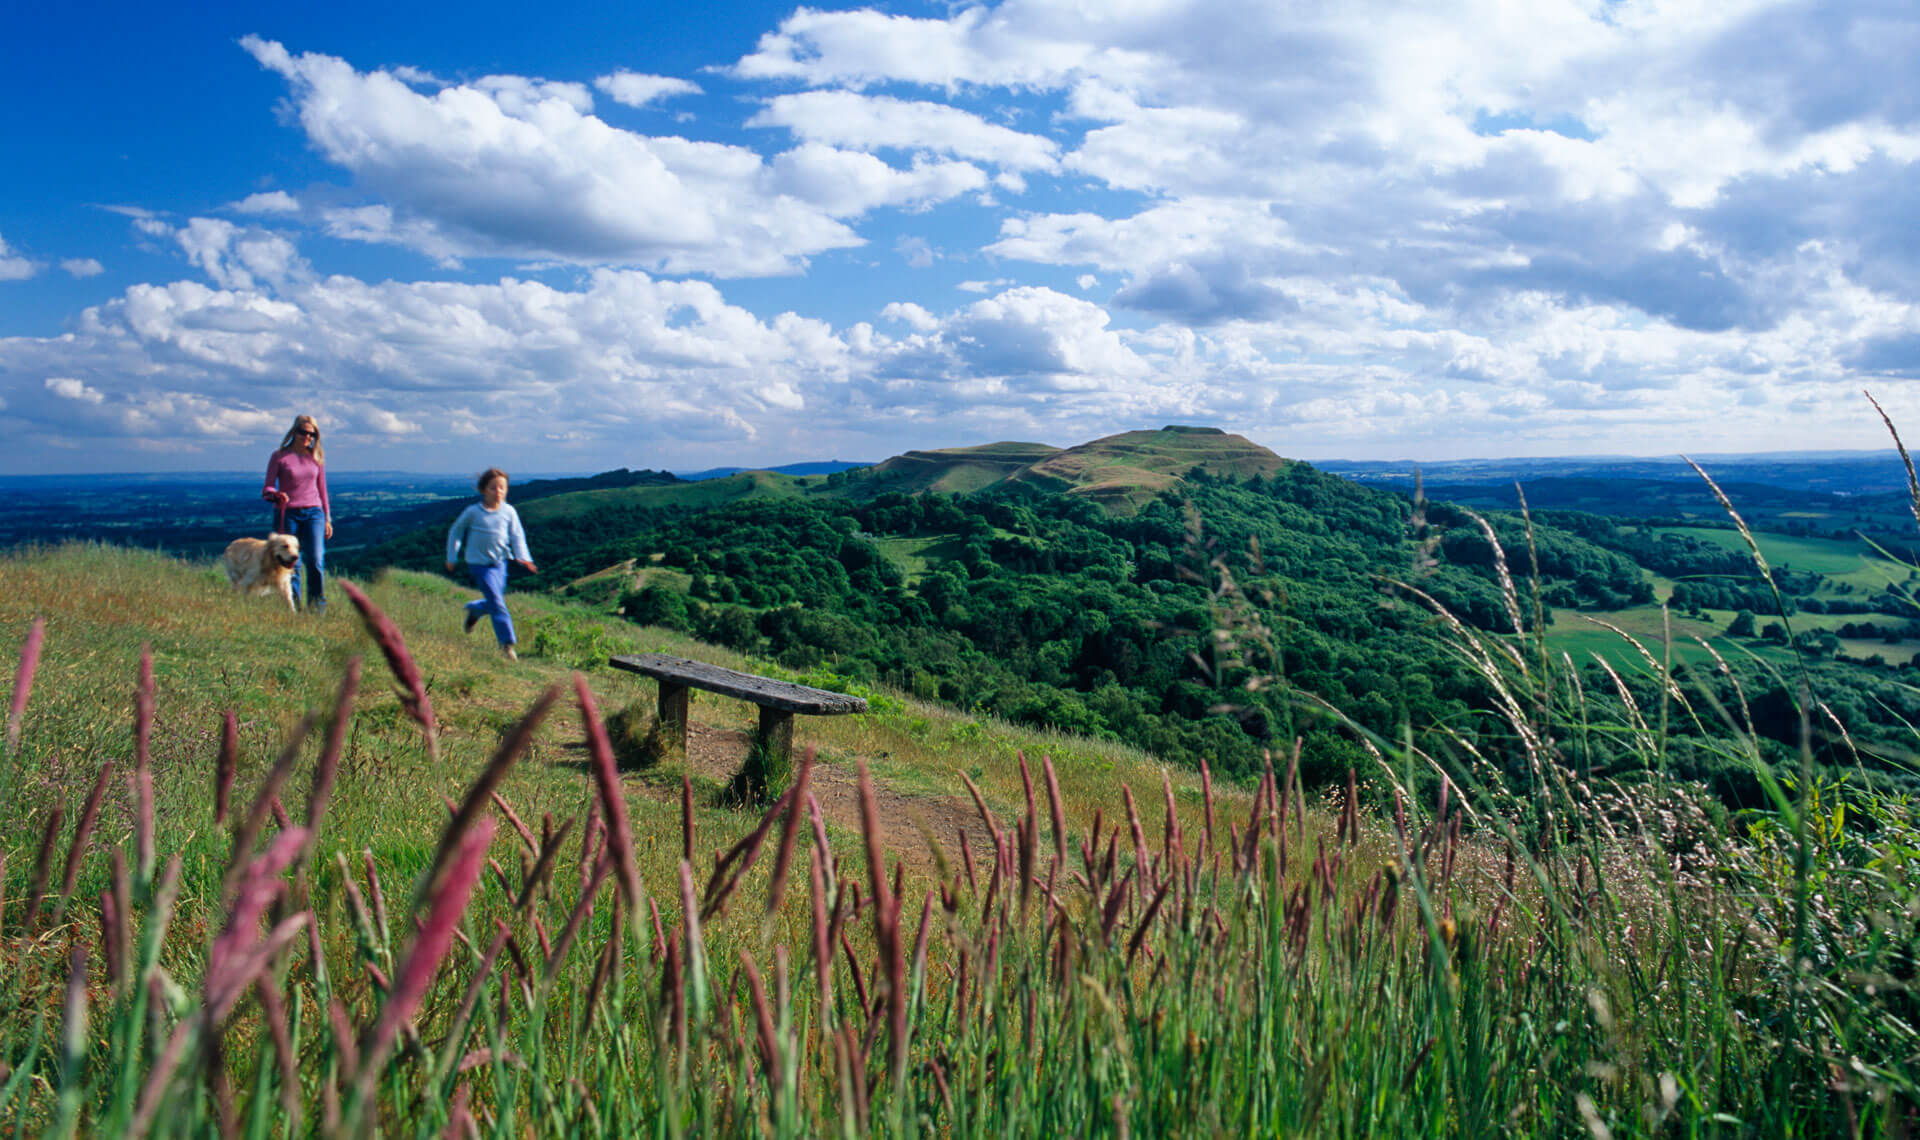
[262,449,331,518]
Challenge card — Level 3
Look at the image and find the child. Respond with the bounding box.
[446,467,537,660]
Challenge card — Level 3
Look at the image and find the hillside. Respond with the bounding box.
[0,543,1220,880]
[1,543,1912,1138]
[341,426,1920,799]
[850,426,1288,512]
[858,440,1062,496]
[1008,426,1290,512]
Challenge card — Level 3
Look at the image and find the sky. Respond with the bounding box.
[3,0,1919,475]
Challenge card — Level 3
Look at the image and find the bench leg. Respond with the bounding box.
[656,682,689,762]
[740,706,795,803]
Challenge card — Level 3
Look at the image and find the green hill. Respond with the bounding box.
[858,441,1062,496]
[850,426,1288,513]
[1007,426,1290,513]
[519,470,814,522]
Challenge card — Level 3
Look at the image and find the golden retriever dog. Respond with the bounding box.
[223,533,301,612]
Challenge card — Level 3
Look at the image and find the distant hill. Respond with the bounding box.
[1008,426,1288,512]
[1320,451,1911,496]
[854,426,1287,513]
[675,460,874,481]
[861,441,1063,496]
[342,467,683,539]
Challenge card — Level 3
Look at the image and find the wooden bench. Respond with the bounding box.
[608,653,867,800]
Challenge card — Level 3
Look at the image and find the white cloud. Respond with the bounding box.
[45,377,104,404]
[895,236,937,268]
[231,191,300,215]
[0,233,39,281]
[14,5,1920,466]
[61,258,105,278]
[749,91,1059,170]
[880,301,938,331]
[594,70,702,108]
[731,5,1160,92]
[162,218,309,292]
[0,264,866,460]
[240,37,985,277]
[390,65,443,87]
[732,0,1920,346]
[471,74,594,114]
[363,408,421,435]
[5,245,1919,466]
[767,144,986,217]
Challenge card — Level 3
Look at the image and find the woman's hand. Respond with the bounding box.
[516,560,538,574]
[324,520,334,540]
[446,562,458,574]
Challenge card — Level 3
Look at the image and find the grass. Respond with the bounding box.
[0,540,1916,1136]
[519,472,813,522]
[868,536,963,586]
[1655,525,1914,592]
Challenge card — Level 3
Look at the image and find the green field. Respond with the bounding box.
[871,533,964,584]
[1654,525,1914,591]
[1542,603,1920,672]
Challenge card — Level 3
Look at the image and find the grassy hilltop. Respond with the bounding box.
[0,541,1914,1135]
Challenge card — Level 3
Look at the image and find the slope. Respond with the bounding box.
[1007,425,1291,513]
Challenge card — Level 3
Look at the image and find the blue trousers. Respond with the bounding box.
[275,506,326,612]
[465,561,516,646]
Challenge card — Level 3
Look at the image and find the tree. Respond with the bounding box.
[1727,609,1756,638]
[621,584,691,631]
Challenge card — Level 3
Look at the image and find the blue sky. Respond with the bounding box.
[3,0,1919,474]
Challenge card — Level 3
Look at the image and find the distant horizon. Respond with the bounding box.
[0,443,1904,483]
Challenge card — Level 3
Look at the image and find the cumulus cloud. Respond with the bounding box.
[749,91,1059,170]
[594,70,702,108]
[731,4,1161,92]
[740,0,1920,351]
[240,37,985,277]
[156,218,309,292]
[767,144,986,217]
[0,259,868,463]
[0,233,40,281]
[231,191,300,215]
[45,377,104,404]
[15,4,1920,466]
[5,243,1917,467]
[61,258,105,278]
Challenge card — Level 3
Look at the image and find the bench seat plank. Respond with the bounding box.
[609,654,868,715]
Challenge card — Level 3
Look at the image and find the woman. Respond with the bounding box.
[446,467,537,660]
[261,414,333,614]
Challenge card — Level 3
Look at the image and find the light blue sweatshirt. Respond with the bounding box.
[447,502,532,566]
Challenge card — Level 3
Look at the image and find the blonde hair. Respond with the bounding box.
[278,415,325,463]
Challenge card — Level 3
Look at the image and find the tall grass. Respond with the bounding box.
[0,536,1916,1135]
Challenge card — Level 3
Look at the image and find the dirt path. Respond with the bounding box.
[652,721,997,872]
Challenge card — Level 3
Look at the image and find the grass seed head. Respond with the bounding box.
[6,615,45,752]
[339,580,438,758]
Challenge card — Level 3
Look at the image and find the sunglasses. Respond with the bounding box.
[294,429,317,438]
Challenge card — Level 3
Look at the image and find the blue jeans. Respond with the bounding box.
[275,506,326,612]
[465,561,516,646]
